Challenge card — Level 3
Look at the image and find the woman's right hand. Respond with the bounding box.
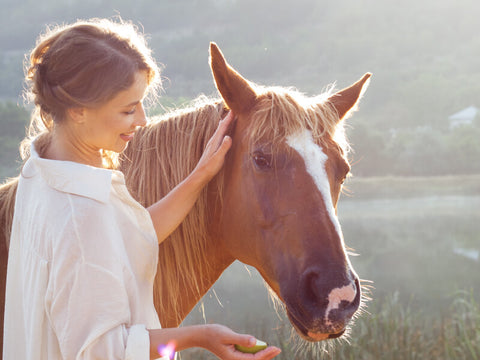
[149,323,281,360]
[201,324,281,360]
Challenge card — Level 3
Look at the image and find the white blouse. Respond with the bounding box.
[4,143,164,360]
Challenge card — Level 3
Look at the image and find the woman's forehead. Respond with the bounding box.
[110,71,149,108]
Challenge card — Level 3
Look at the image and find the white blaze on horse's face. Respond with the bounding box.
[286,128,358,334]
[286,129,343,240]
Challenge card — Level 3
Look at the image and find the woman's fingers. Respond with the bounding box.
[218,135,232,156]
[256,347,282,360]
[219,110,235,132]
[190,111,235,184]
[209,111,235,151]
[232,345,281,360]
[227,333,281,360]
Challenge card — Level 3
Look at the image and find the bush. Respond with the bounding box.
[0,101,29,180]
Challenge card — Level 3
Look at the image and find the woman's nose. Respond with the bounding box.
[135,103,147,127]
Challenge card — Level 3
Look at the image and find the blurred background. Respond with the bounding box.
[1,0,479,358]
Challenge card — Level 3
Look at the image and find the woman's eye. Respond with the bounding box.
[252,152,272,170]
[124,107,136,115]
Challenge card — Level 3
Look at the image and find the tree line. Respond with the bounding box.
[1,99,479,182]
[1,0,479,180]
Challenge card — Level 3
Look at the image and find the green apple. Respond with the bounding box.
[235,339,268,354]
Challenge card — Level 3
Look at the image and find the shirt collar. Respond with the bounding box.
[23,140,123,204]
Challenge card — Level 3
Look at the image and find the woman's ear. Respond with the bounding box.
[66,107,86,124]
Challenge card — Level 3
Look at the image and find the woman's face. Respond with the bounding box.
[75,71,149,154]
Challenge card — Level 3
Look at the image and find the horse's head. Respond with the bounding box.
[209,43,370,341]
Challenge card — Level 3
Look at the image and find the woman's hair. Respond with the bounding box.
[22,17,161,168]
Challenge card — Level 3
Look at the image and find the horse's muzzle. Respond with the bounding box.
[284,268,361,341]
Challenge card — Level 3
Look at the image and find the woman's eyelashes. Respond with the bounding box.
[124,107,136,115]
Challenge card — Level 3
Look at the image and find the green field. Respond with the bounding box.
[180,175,480,359]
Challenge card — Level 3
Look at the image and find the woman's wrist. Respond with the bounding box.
[186,165,214,193]
[187,160,216,188]
[148,325,210,358]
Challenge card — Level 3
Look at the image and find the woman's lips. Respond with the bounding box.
[120,132,135,142]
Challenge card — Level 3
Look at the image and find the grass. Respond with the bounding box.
[329,290,480,360]
[180,291,480,359]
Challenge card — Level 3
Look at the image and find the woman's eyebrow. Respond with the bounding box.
[123,100,140,108]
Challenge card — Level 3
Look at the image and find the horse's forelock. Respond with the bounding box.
[247,86,349,156]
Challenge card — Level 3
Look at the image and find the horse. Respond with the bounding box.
[0,42,371,355]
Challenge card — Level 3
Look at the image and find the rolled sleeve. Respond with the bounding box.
[125,325,150,360]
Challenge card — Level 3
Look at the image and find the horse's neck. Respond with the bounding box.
[156,233,234,327]
[154,172,235,327]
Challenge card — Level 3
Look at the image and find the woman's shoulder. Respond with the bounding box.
[16,166,117,245]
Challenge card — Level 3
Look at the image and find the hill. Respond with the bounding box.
[1,0,480,179]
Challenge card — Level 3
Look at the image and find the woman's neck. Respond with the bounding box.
[42,126,104,168]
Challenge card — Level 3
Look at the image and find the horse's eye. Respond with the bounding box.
[252,152,272,170]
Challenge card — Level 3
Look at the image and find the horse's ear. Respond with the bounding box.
[209,42,257,115]
[328,73,372,122]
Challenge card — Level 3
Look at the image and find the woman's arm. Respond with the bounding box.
[147,111,234,244]
[148,324,281,360]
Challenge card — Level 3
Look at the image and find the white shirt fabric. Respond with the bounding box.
[4,142,165,360]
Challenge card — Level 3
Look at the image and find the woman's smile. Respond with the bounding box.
[120,131,136,142]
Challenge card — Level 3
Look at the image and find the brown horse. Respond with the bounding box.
[0,43,370,355]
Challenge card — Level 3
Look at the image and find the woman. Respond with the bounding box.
[3,18,281,360]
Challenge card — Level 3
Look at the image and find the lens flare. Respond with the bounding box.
[157,341,176,359]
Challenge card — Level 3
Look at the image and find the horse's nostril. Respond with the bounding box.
[300,267,360,318]
[338,299,352,311]
[302,271,329,307]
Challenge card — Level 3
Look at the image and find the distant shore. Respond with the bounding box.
[343,174,480,199]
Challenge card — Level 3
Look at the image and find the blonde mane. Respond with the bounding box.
[119,84,347,325]
[121,97,228,325]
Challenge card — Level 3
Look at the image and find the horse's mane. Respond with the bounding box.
[120,96,229,325]
[119,85,346,325]
[0,178,18,250]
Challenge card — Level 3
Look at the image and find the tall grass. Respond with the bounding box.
[330,291,480,360]
[180,291,480,359]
